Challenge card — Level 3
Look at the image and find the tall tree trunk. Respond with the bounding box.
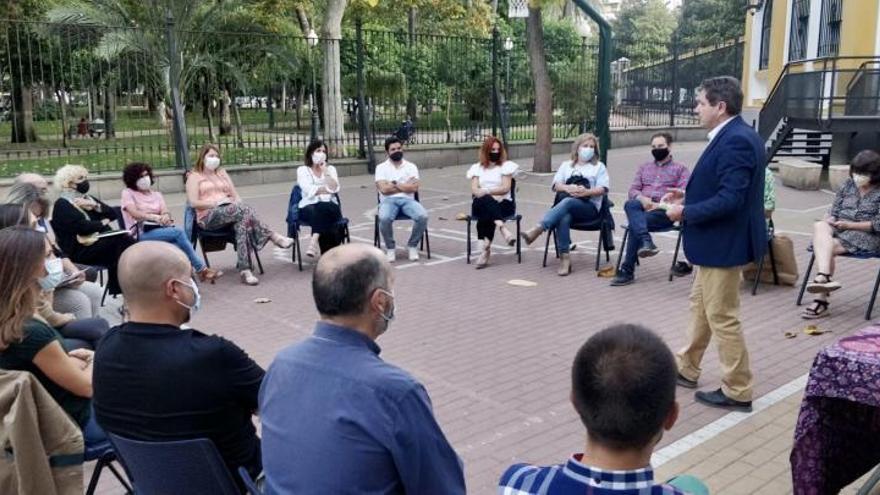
[103,86,116,139]
[232,98,245,148]
[267,87,276,130]
[525,6,553,173]
[219,86,232,135]
[88,85,97,120]
[11,81,38,143]
[57,88,69,148]
[444,89,452,143]
[322,0,347,157]
[405,7,418,122]
[156,99,168,128]
[147,89,157,112]
[281,83,287,114]
[295,7,311,35]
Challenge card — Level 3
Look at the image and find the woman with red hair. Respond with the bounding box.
[466,136,519,268]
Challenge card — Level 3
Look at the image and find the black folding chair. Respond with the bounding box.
[751,218,780,295]
[542,196,615,271]
[373,191,431,259]
[615,222,683,282]
[286,185,351,272]
[796,246,880,320]
[187,204,264,275]
[465,178,522,264]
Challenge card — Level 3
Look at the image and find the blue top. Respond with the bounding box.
[682,116,767,267]
[499,454,686,495]
[259,321,466,495]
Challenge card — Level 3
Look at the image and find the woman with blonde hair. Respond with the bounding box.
[50,164,134,296]
[186,144,293,285]
[521,133,610,276]
[0,227,107,448]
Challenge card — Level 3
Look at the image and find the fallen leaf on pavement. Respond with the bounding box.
[507,279,537,287]
[804,325,830,336]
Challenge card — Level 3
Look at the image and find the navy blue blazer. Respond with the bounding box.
[682,116,768,267]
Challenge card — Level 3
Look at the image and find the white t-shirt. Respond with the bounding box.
[466,161,519,201]
[552,160,610,210]
[375,159,420,200]
[297,165,340,208]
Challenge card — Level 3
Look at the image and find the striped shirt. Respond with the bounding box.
[498,454,686,495]
[627,158,690,202]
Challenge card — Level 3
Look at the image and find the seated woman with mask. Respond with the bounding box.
[520,133,610,276]
[51,165,134,297]
[120,162,221,283]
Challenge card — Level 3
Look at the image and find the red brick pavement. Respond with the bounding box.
[86,143,873,494]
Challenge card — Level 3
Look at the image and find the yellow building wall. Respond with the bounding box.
[741,0,792,108]
[838,0,879,57]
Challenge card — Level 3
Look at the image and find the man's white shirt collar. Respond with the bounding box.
[707,116,735,142]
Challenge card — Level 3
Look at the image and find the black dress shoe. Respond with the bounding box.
[637,239,660,258]
[610,271,635,286]
[671,262,693,277]
[676,373,697,389]
[694,388,753,412]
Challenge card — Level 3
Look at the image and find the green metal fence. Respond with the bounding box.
[0,16,743,177]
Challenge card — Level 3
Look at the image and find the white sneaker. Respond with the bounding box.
[408,247,420,262]
[386,249,396,263]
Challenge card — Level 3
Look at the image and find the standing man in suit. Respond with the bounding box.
[663,76,766,412]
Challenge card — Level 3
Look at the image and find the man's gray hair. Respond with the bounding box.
[312,251,390,317]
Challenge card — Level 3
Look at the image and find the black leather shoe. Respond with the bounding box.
[671,262,693,277]
[610,271,635,286]
[676,373,697,389]
[695,388,753,412]
[637,239,660,258]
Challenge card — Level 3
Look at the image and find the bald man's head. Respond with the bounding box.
[312,244,391,317]
[119,241,192,304]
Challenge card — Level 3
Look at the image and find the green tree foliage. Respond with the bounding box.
[612,0,678,65]
[677,0,748,49]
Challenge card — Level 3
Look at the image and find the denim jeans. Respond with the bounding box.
[620,198,674,273]
[140,226,206,272]
[378,196,428,249]
[540,197,599,254]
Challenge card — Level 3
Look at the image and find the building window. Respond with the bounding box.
[759,0,774,69]
[788,0,810,61]
[818,0,842,57]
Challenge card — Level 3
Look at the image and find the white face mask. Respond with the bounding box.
[853,173,871,188]
[204,156,221,170]
[39,258,65,291]
[136,176,152,191]
[375,288,396,334]
[312,151,327,165]
[578,146,595,162]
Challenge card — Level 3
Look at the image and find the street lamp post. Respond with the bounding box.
[307,29,319,142]
[503,37,513,143]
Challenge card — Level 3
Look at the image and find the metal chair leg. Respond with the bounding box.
[542,230,552,268]
[294,230,303,272]
[615,228,629,273]
[797,253,815,306]
[866,266,880,320]
[466,218,472,264]
[516,217,522,264]
[424,228,431,259]
[669,229,683,282]
[595,227,604,271]
[373,216,380,248]
[769,238,780,285]
[85,456,106,495]
[752,255,765,296]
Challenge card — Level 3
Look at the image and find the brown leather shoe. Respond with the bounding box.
[557,253,571,276]
[521,225,544,246]
[197,267,223,284]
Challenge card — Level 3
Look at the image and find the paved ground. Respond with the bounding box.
[87,141,878,494]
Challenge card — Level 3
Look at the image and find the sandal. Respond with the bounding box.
[802,299,830,320]
[240,270,259,286]
[806,273,842,294]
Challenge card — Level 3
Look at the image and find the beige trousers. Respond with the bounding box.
[676,266,754,402]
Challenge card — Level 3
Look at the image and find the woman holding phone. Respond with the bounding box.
[296,140,344,258]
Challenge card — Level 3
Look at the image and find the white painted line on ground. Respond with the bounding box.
[651,373,808,467]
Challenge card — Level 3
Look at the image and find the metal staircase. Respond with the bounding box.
[758,56,880,166]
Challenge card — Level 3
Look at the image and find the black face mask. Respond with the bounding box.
[489,151,502,162]
[75,180,90,194]
[389,151,404,162]
[651,148,670,162]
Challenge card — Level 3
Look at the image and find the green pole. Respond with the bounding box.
[571,0,612,163]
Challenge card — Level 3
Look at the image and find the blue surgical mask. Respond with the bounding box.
[173,278,201,314]
[38,258,65,291]
[578,146,595,162]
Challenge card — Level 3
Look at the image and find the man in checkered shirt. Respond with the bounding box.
[498,324,707,495]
